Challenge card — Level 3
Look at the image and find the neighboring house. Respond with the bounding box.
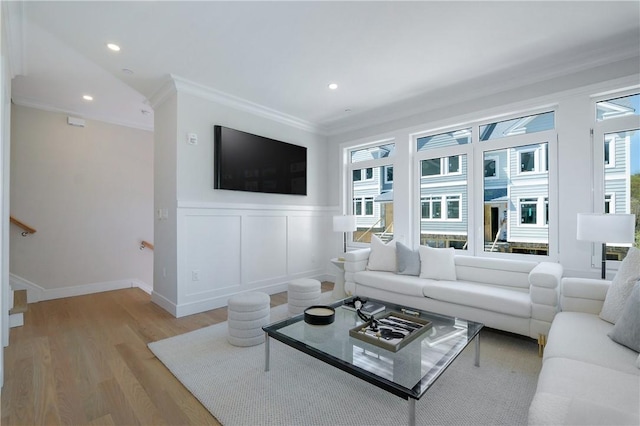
[352,148,394,241]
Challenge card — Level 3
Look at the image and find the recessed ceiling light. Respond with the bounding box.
[107,43,120,52]
[82,95,93,101]
[328,83,338,90]
[345,108,352,112]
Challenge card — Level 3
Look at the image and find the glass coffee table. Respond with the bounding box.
[263,297,483,425]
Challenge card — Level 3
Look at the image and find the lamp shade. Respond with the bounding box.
[577,213,635,244]
[333,215,357,232]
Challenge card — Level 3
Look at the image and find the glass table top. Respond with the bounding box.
[263,297,483,400]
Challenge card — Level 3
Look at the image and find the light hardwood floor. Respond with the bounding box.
[1,283,333,425]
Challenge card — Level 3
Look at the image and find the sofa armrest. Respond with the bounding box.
[343,248,370,296]
[560,277,611,314]
[529,262,563,328]
[344,248,370,273]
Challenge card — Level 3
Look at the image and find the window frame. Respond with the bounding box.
[591,89,639,274]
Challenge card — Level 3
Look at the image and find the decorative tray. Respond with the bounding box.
[349,311,432,352]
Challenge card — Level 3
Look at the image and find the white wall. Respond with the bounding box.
[151,79,334,317]
[328,64,640,279]
[9,105,154,300]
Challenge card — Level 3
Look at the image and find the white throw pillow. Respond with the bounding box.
[600,246,640,324]
[366,234,397,272]
[419,246,457,281]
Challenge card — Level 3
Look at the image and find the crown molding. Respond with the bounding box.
[150,74,326,135]
[12,96,154,132]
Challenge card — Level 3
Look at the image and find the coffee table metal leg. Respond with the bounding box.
[474,333,480,367]
[408,398,416,426]
[265,332,270,372]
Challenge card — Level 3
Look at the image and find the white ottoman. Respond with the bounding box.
[227,292,270,347]
[288,278,321,315]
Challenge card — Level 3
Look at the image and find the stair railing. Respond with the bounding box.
[140,240,154,250]
[10,216,37,236]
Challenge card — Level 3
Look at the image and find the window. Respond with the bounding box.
[353,168,373,181]
[484,157,497,178]
[480,111,554,141]
[348,142,395,244]
[447,195,461,219]
[520,198,538,225]
[384,166,393,184]
[420,195,462,221]
[605,194,613,214]
[517,144,547,174]
[417,128,471,151]
[603,129,639,258]
[421,156,461,177]
[420,195,464,221]
[353,197,374,216]
[596,93,639,121]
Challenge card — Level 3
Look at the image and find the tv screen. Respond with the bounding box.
[214,125,307,195]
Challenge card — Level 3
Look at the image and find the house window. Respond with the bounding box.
[421,156,461,177]
[447,195,461,219]
[484,158,497,178]
[384,166,394,184]
[520,151,535,173]
[420,194,462,221]
[353,168,373,181]
[353,197,374,216]
[605,194,613,214]
[520,198,538,225]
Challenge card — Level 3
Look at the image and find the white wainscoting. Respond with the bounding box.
[175,202,333,317]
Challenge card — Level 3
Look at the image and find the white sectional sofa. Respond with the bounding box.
[528,277,640,425]
[343,245,563,343]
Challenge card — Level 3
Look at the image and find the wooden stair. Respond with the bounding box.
[9,289,28,328]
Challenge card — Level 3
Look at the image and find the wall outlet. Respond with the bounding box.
[191,270,200,281]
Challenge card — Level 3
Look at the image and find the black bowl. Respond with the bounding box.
[304,305,336,325]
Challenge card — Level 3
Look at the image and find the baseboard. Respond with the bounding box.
[10,273,154,302]
[173,274,331,318]
[151,291,178,316]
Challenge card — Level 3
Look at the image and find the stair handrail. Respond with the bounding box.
[140,240,154,250]
[10,216,36,236]
[355,217,383,242]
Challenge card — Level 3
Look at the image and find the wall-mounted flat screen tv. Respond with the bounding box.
[214,125,307,195]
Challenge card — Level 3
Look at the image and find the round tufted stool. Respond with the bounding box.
[288,278,321,315]
[227,292,270,347]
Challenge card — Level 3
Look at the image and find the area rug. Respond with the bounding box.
[149,302,541,425]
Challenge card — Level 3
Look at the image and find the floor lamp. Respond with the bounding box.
[331,215,356,299]
[333,215,357,256]
[577,213,635,279]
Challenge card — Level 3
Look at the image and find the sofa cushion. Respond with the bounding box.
[532,357,639,424]
[608,283,640,352]
[396,242,420,276]
[600,246,640,324]
[354,270,427,297]
[454,255,533,289]
[545,312,639,375]
[421,280,531,318]
[419,246,456,280]
[366,235,396,272]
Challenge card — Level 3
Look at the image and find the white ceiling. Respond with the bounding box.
[7,1,640,134]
